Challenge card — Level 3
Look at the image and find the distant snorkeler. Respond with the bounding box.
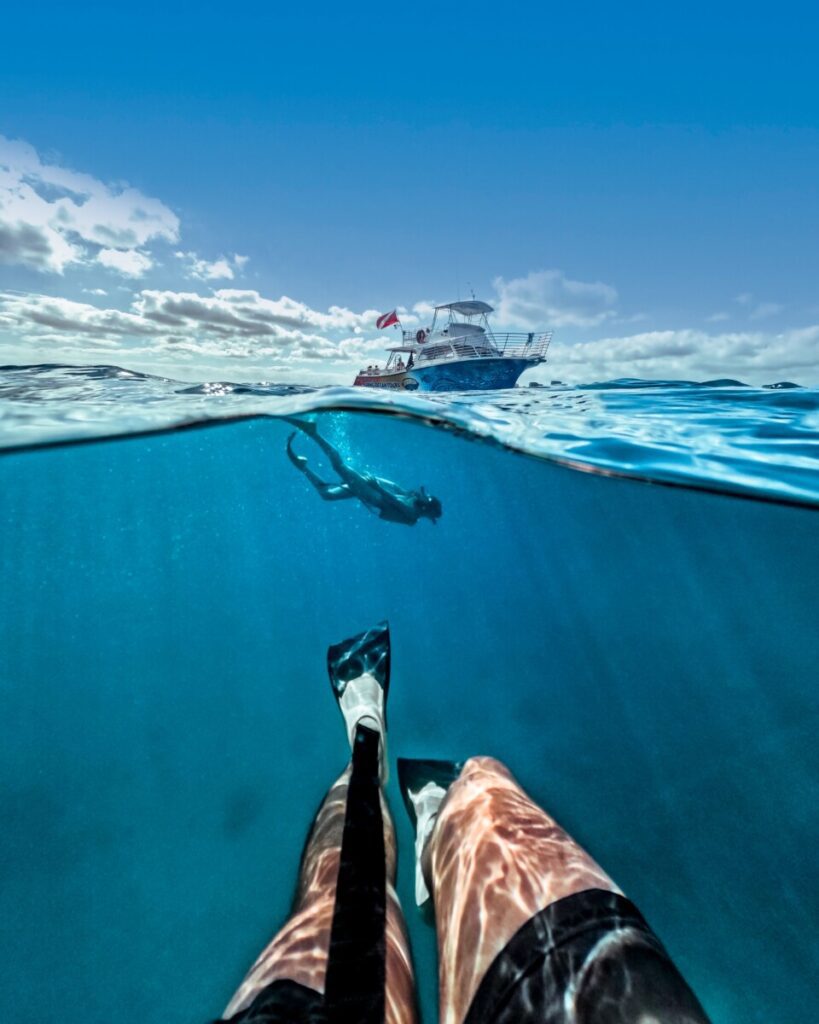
[285,417,442,526]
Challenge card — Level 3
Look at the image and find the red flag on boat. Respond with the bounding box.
[376,309,400,329]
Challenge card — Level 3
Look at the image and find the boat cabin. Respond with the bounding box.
[382,300,505,369]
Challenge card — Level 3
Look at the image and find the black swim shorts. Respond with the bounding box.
[463,887,712,1024]
[216,978,327,1024]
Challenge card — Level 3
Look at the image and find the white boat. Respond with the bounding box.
[353,300,552,392]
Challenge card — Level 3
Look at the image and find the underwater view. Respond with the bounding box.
[1,365,817,1024]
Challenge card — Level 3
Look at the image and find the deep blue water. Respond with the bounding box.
[1,366,818,1024]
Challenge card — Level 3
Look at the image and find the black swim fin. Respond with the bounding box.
[397,758,462,827]
[327,620,390,710]
[328,621,391,781]
[397,757,463,907]
[283,415,319,436]
[285,431,307,468]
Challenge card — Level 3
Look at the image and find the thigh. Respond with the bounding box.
[428,757,618,1024]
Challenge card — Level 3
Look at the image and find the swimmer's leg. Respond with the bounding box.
[221,626,416,1024]
[221,760,415,1023]
[307,475,353,501]
[288,432,353,501]
[414,757,618,1024]
[399,756,711,1024]
[288,417,351,478]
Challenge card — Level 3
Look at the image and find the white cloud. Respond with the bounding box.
[0,288,381,370]
[338,335,393,362]
[175,251,249,281]
[550,325,819,384]
[411,300,436,321]
[493,269,618,328]
[400,276,619,331]
[133,288,378,335]
[0,213,79,273]
[98,248,153,277]
[706,312,730,322]
[0,293,162,348]
[0,134,179,275]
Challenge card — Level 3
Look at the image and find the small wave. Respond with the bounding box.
[176,380,316,397]
[1,363,819,508]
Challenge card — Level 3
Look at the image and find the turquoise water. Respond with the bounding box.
[1,366,818,1023]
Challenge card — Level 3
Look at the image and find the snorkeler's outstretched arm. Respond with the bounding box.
[287,433,353,501]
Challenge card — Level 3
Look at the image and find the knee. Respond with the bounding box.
[460,755,514,785]
[434,757,516,837]
[436,757,521,836]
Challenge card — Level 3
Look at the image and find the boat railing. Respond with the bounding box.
[413,332,552,362]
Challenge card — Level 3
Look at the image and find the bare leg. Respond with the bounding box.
[287,433,353,501]
[223,765,416,1024]
[297,422,351,479]
[425,757,618,1024]
[302,466,354,501]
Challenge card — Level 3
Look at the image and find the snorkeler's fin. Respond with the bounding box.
[286,432,308,469]
[397,758,463,907]
[327,621,391,783]
[283,415,319,436]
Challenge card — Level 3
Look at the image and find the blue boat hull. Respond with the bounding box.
[404,357,540,392]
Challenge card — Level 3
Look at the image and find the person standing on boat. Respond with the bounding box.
[285,418,442,526]
[216,623,713,1024]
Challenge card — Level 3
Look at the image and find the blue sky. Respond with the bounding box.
[1,0,818,383]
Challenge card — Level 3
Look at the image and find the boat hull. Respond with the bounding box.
[403,357,541,392]
[352,370,408,389]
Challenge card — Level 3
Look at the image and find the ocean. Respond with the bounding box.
[1,365,817,1024]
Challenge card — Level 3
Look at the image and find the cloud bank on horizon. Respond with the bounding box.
[0,133,815,386]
